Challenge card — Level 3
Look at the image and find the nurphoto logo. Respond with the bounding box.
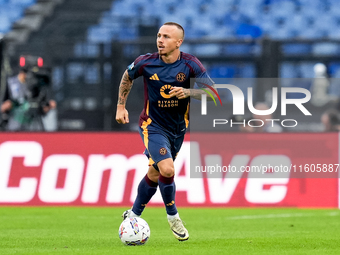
[200,84,312,129]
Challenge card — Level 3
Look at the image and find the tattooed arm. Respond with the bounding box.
[169,87,216,100]
[116,70,134,124]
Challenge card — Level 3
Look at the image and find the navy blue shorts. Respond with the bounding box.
[139,121,185,171]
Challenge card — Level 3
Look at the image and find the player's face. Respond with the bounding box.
[157,25,183,56]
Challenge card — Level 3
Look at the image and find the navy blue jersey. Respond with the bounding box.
[127,52,212,135]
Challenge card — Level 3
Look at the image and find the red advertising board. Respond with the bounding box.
[190,133,339,208]
[0,133,338,208]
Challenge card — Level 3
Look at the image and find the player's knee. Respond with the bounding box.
[158,158,175,177]
[147,170,159,183]
[160,166,175,178]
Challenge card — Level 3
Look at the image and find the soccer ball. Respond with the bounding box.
[118,217,151,246]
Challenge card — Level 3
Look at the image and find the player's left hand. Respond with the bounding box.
[169,87,190,99]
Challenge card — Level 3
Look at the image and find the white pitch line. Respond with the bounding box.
[227,213,314,220]
[327,212,340,217]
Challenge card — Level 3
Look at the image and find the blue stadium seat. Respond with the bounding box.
[184,28,207,39]
[87,26,114,43]
[328,64,340,95]
[73,42,100,57]
[67,62,84,84]
[110,1,135,16]
[118,26,137,40]
[223,12,248,32]
[193,44,220,56]
[84,64,100,84]
[66,0,340,86]
[85,0,340,48]
[5,4,24,22]
[224,44,255,55]
[313,14,337,31]
[328,63,340,77]
[205,25,235,39]
[286,14,308,31]
[271,0,296,18]
[256,13,276,35]
[239,64,255,78]
[280,62,313,98]
[160,14,186,30]
[236,23,262,38]
[298,28,325,40]
[208,65,236,78]
[9,0,35,7]
[280,63,299,78]
[329,63,340,97]
[327,29,340,40]
[312,43,339,56]
[299,63,317,78]
[282,43,312,55]
[0,0,36,35]
[0,13,11,33]
[329,80,340,97]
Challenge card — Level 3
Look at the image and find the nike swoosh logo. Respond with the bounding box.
[172,229,187,238]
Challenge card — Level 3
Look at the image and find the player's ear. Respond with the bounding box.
[176,39,183,48]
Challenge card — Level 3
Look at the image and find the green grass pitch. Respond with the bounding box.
[1,207,340,255]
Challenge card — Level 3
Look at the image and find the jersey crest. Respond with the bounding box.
[176,72,186,82]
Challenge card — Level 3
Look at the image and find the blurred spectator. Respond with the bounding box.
[1,67,56,131]
[321,108,340,132]
[310,63,331,107]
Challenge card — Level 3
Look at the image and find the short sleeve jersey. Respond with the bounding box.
[127,52,211,134]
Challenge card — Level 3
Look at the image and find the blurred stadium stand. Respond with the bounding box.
[0,0,36,36]
[1,0,340,131]
[80,0,340,86]
[84,0,340,42]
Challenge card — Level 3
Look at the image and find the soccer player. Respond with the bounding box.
[116,22,214,241]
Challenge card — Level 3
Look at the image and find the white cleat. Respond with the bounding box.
[122,209,132,220]
[168,217,189,241]
[122,209,140,220]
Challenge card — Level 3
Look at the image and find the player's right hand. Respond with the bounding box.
[116,105,129,124]
[0,100,12,113]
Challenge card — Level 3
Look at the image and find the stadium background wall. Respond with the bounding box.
[0,39,4,104]
[0,132,338,208]
[5,39,338,132]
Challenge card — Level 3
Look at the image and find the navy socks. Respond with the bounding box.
[132,174,158,216]
[132,173,178,216]
[158,174,178,216]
